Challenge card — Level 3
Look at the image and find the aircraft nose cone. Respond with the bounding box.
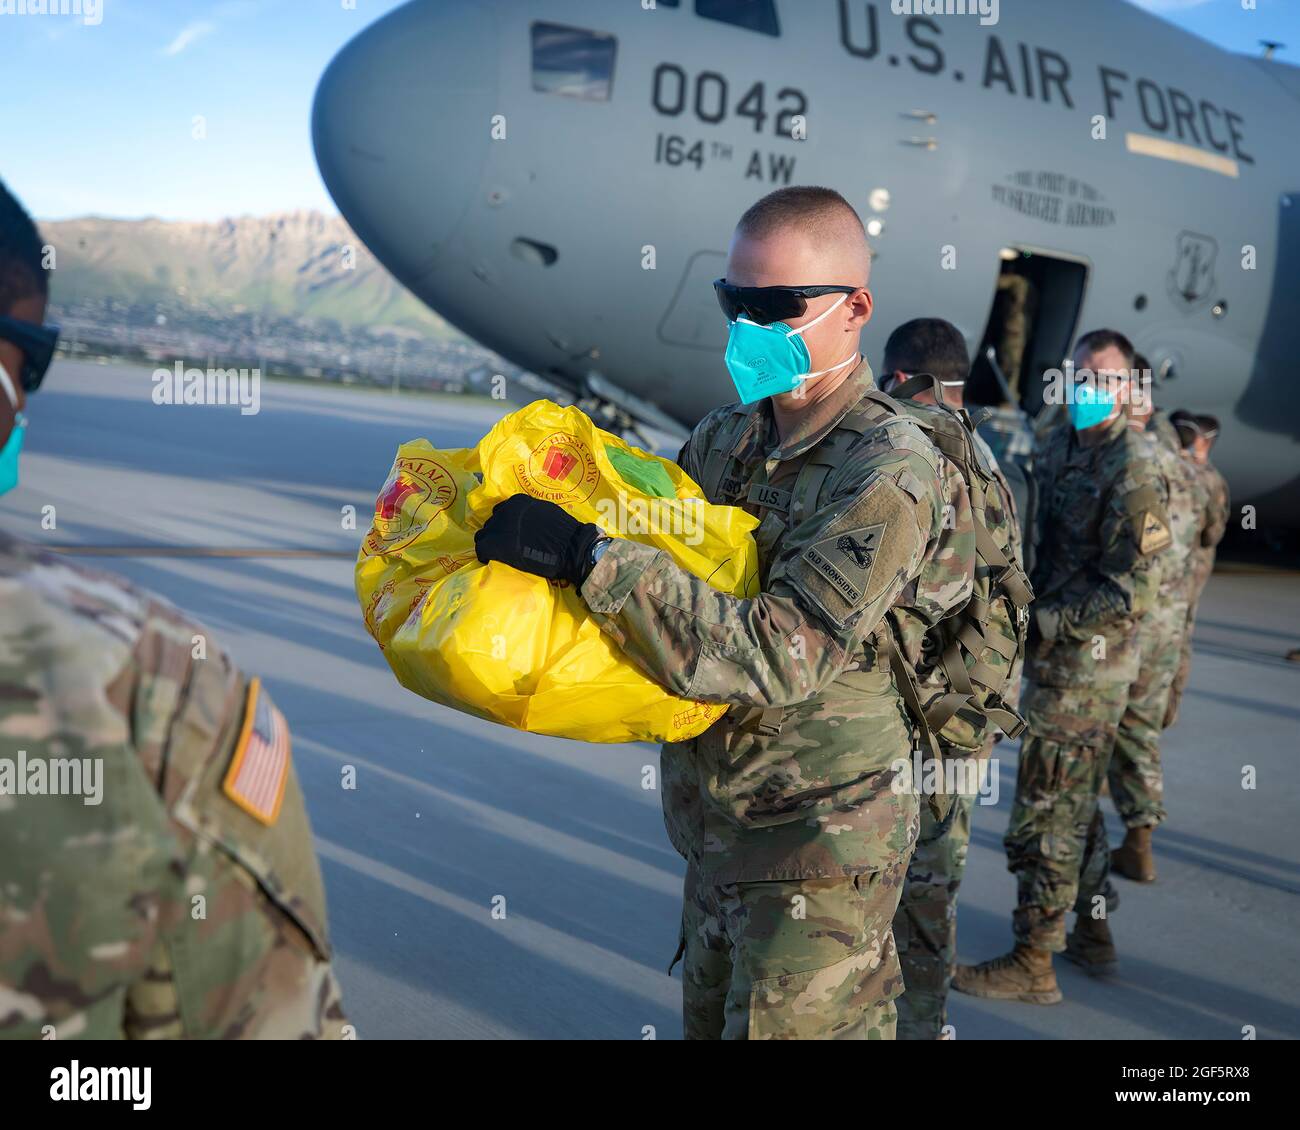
[312,0,495,284]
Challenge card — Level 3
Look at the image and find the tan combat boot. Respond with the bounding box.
[1063,916,1118,977]
[1112,825,1156,882]
[951,944,1062,1004]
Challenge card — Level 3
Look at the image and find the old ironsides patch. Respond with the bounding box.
[802,523,886,606]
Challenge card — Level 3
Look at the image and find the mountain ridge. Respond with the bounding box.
[40,210,456,338]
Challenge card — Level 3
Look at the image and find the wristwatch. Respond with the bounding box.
[588,536,614,571]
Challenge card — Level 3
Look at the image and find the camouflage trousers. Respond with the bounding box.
[1168,559,1215,729]
[679,856,908,1040]
[1108,603,1188,829]
[1005,681,1129,951]
[1166,636,1193,731]
[1165,599,1203,730]
[894,791,975,1040]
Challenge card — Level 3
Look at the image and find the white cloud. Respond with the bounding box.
[162,21,216,57]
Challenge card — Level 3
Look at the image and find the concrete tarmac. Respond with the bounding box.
[4,360,1296,1039]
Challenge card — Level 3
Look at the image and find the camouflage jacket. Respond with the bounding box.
[976,405,1037,575]
[1027,411,1172,686]
[1193,459,1230,580]
[0,534,344,1039]
[581,362,974,882]
[1145,412,1203,606]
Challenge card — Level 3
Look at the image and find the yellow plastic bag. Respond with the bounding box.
[356,400,759,744]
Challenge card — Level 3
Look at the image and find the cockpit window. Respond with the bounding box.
[695,0,780,37]
[531,22,617,101]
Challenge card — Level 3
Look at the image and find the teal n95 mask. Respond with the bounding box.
[0,360,25,496]
[724,293,855,404]
[1068,380,1118,431]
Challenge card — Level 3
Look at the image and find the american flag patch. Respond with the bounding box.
[222,677,291,826]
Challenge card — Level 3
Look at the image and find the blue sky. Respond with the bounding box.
[5,0,1298,222]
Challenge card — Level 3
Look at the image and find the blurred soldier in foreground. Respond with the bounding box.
[477,187,976,1039]
[0,180,347,1039]
[1164,412,1229,728]
[1101,365,1201,886]
[879,318,1026,1039]
[954,330,1171,1003]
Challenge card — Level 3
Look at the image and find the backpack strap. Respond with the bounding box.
[890,624,1028,745]
[700,407,757,503]
[975,522,1034,609]
[887,373,945,403]
[733,703,788,737]
[879,624,951,822]
[748,391,912,528]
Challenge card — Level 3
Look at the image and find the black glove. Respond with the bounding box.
[474,494,604,586]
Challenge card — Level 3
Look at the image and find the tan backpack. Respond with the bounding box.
[884,375,1033,786]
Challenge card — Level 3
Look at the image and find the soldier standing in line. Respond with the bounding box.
[952,330,1172,1004]
[1094,361,1203,889]
[0,179,348,1040]
[976,402,1037,579]
[476,187,976,1039]
[877,317,1027,1040]
[1163,413,1229,729]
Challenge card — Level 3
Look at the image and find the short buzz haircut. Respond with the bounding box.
[736,186,870,271]
[882,318,971,386]
[1170,409,1201,448]
[0,179,48,315]
[1073,328,1136,369]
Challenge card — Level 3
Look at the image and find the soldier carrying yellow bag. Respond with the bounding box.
[473,188,982,1040]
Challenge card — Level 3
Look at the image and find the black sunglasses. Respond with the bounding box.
[0,314,60,393]
[713,280,860,326]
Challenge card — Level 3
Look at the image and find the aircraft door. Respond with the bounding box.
[968,249,1090,419]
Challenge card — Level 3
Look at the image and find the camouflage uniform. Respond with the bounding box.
[1106,413,1201,828]
[895,424,1026,1040]
[893,789,975,1038]
[0,535,347,1039]
[580,361,974,1039]
[976,406,1037,576]
[1166,459,1229,728]
[1005,411,1170,951]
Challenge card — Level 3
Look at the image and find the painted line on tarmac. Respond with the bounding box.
[46,546,356,559]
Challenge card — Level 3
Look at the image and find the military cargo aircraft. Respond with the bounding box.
[312,0,1300,523]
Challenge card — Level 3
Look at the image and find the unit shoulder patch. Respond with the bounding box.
[784,474,922,631]
[222,676,291,826]
[1139,511,1173,555]
[797,521,887,622]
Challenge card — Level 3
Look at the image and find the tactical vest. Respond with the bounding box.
[697,378,1031,808]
